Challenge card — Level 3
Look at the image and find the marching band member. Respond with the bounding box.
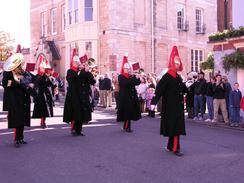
[2,53,32,147]
[117,56,141,132]
[63,49,96,136]
[32,55,54,128]
[151,46,187,156]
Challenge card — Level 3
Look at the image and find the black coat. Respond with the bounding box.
[2,71,13,111]
[63,69,96,123]
[32,74,54,118]
[2,72,31,128]
[117,75,141,122]
[186,82,195,108]
[151,73,186,136]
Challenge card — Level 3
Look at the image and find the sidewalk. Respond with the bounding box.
[187,117,244,131]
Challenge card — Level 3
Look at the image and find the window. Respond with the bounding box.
[41,12,47,36]
[74,0,78,23]
[196,9,204,33]
[134,0,145,24]
[177,4,185,30]
[68,0,72,24]
[61,5,66,31]
[51,8,57,34]
[85,41,92,58]
[85,0,93,21]
[156,0,167,29]
[191,49,203,72]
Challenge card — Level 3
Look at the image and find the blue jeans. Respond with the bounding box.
[230,107,240,123]
[194,95,205,118]
[206,96,214,120]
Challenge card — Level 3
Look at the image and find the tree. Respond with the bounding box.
[0,31,14,61]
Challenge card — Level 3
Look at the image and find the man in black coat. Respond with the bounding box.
[117,56,141,132]
[63,50,96,136]
[32,57,54,129]
[193,71,207,120]
[2,71,13,111]
[151,46,186,156]
[2,53,32,147]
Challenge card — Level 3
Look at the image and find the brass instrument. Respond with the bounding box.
[83,58,99,77]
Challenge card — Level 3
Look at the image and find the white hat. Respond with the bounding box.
[174,56,181,65]
[3,53,24,71]
[73,55,80,62]
[123,63,130,69]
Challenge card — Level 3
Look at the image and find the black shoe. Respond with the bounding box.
[164,147,172,152]
[71,130,77,136]
[14,141,21,148]
[173,151,184,157]
[125,128,133,133]
[20,140,28,144]
[76,132,85,136]
[41,123,47,129]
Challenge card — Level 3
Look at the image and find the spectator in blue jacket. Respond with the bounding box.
[229,83,242,127]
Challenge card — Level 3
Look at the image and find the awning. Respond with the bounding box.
[47,41,61,60]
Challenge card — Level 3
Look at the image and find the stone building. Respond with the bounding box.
[31,0,217,77]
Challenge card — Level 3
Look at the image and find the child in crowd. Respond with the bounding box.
[229,83,242,127]
[145,87,155,117]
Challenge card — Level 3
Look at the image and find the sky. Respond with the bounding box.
[0,0,30,48]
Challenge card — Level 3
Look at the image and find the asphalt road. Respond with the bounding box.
[1,101,244,183]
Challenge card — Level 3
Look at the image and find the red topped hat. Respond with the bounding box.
[37,54,49,76]
[16,44,21,53]
[70,48,79,72]
[120,56,130,78]
[167,46,183,78]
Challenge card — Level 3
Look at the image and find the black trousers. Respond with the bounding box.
[167,136,180,152]
[14,126,24,141]
[123,120,131,129]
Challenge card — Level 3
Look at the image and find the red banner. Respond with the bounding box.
[109,55,117,71]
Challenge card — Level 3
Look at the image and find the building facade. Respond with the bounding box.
[31,0,217,77]
[30,0,66,76]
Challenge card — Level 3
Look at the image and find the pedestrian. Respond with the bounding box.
[103,73,112,107]
[2,53,32,147]
[222,75,232,117]
[117,56,141,132]
[151,46,187,156]
[229,83,242,127]
[63,48,96,136]
[193,71,207,120]
[98,75,106,107]
[212,74,229,124]
[205,77,215,122]
[112,73,120,109]
[136,77,147,113]
[32,55,54,128]
[145,87,155,117]
[185,75,196,119]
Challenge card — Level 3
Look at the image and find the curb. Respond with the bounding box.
[187,119,244,131]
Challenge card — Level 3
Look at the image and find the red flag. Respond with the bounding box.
[132,62,140,71]
[79,54,88,63]
[25,63,36,72]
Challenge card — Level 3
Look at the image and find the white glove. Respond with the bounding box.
[150,105,156,111]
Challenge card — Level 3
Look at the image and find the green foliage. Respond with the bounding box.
[209,27,244,42]
[222,50,244,71]
[200,52,214,71]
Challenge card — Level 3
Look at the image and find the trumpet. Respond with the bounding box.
[87,58,95,66]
